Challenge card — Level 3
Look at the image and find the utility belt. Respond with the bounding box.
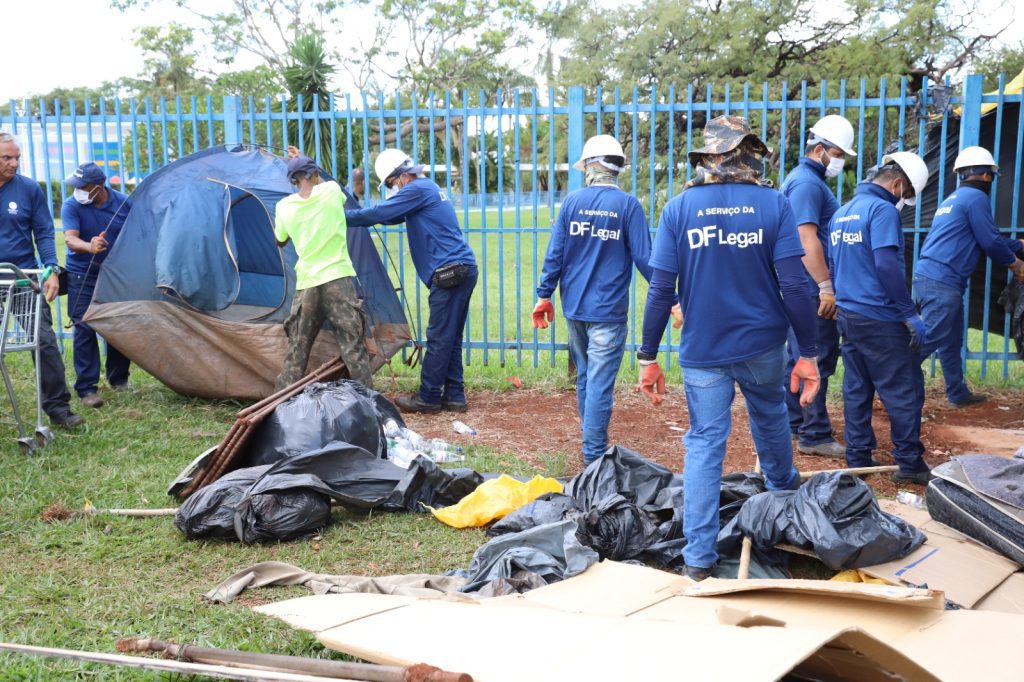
[432,262,471,289]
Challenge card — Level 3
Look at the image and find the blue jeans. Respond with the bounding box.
[418,264,478,405]
[913,275,970,403]
[566,319,627,464]
[67,271,131,397]
[785,296,841,445]
[681,345,800,569]
[838,309,927,474]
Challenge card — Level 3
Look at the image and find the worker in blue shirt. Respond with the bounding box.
[532,134,674,465]
[346,150,477,414]
[829,151,932,485]
[913,146,1024,407]
[638,116,820,581]
[780,115,856,458]
[62,162,133,408]
[0,132,82,428]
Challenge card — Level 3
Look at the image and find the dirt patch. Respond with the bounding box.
[402,385,1024,497]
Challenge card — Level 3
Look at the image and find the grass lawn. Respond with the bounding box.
[0,350,569,679]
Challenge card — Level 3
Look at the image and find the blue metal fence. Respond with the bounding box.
[2,74,1022,376]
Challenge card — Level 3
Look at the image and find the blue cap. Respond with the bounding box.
[66,162,107,188]
[286,155,319,180]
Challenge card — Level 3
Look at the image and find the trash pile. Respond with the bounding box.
[384,419,464,468]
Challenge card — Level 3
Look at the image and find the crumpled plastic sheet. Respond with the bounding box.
[246,380,405,466]
[450,519,599,594]
[430,475,564,528]
[718,471,926,570]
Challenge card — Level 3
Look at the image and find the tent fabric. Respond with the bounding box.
[84,145,410,399]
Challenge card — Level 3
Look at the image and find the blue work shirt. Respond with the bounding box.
[61,188,132,275]
[0,174,58,270]
[779,157,838,294]
[648,183,804,367]
[536,185,652,323]
[829,182,907,322]
[915,185,1022,289]
[345,177,476,286]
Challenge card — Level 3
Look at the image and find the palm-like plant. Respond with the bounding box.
[284,32,335,167]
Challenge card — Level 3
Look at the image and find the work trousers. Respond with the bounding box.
[913,275,971,404]
[277,276,373,390]
[566,319,627,465]
[785,295,842,446]
[680,345,801,569]
[418,264,478,405]
[837,309,928,475]
[67,271,130,397]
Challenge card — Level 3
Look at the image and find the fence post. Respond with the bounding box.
[567,86,585,191]
[222,95,241,146]
[959,74,984,150]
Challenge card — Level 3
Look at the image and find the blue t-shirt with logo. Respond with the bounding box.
[648,182,804,367]
[0,174,58,270]
[345,177,476,286]
[830,182,907,322]
[915,185,1021,289]
[779,156,838,294]
[536,185,652,323]
[61,189,132,275]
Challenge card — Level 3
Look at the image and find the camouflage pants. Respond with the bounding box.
[276,276,373,390]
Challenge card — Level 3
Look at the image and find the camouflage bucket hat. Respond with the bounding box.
[688,115,770,165]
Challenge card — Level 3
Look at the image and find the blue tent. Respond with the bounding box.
[85,145,410,399]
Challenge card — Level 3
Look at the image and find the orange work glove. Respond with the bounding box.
[789,356,821,408]
[532,298,554,329]
[639,360,666,406]
[670,303,683,329]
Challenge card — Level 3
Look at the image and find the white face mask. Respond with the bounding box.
[824,155,845,178]
[895,198,906,211]
[73,188,94,205]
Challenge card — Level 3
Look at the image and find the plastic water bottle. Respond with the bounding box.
[452,420,477,436]
[383,419,403,438]
[430,439,464,463]
[388,440,419,469]
[896,491,925,508]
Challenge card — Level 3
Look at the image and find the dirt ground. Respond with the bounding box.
[403,384,1024,496]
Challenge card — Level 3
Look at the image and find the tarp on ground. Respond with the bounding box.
[84,145,410,399]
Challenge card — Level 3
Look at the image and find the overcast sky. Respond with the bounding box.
[4,0,1020,102]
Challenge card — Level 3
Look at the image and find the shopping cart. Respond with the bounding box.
[0,264,57,454]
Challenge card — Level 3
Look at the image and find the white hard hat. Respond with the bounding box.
[882,151,929,201]
[953,146,999,174]
[373,148,422,186]
[573,134,626,171]
[809,115,857,157]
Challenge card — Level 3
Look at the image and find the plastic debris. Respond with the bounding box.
[452,420,477,436]
[429,475,563,528]
[384,419,464,468]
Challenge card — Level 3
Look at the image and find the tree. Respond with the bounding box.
[284,32,336,162]
[124,24,209,98]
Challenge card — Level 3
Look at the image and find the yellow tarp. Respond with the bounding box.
[831,569,893,585]
[429,474,563,528]
[953,67,1024,117]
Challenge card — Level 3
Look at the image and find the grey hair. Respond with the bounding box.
[0,132,21,146]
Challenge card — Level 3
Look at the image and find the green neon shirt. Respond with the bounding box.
[274,181,356,290]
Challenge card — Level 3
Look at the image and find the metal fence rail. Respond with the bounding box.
[2,73,1021,377]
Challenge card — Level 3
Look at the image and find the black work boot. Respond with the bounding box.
[441,398,468,413]
[394,393,442,414]
[890,469,933,486]
[950,392,986,408]
[682,565,713,582]
[50,412,85,429]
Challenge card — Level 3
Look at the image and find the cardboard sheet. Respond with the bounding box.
[975,572,1024,614]
[928,425,1024,457]
[861,501,1021,607]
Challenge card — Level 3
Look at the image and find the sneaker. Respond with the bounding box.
[891,469,933,485]
[394,393,442,414]
[682,565,713,582]
[80,393,104,409]
[797,441,846,458]
[50,412,84,429]
[950,393,986,407]
[110,383,133,392]
[441,399,468,413]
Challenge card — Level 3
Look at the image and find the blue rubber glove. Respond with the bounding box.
[905,314,926,352]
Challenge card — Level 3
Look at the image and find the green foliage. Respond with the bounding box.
[284,32,336,163]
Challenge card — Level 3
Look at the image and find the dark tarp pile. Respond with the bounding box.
[997,279,1024,359]
[245,381,404,466]
[175,442,482,543]
[927,454,1024,565]
[718,472,927,570]
[83,145,411,400]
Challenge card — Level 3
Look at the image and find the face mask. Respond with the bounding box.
[73,188,95,205]
[895,198,906,211]
[824,155,845,178]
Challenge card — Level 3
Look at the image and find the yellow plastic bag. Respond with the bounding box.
[831,569,892,585]
[429,474,563,528]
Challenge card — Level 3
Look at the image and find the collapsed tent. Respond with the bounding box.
[901,69,1024,332]
[84,145,410,400]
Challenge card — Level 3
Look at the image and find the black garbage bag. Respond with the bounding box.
[998,279,1024,359]
[718,472,926,570]
[565,445,674,508]
[383,459,484,512]
[451,519,599,594]
[175,466,270,540]
[235,490,332,543]
[488,493,580,537]
[246,381,404,466]
[577,493,661,560]
[719,472,767,523]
